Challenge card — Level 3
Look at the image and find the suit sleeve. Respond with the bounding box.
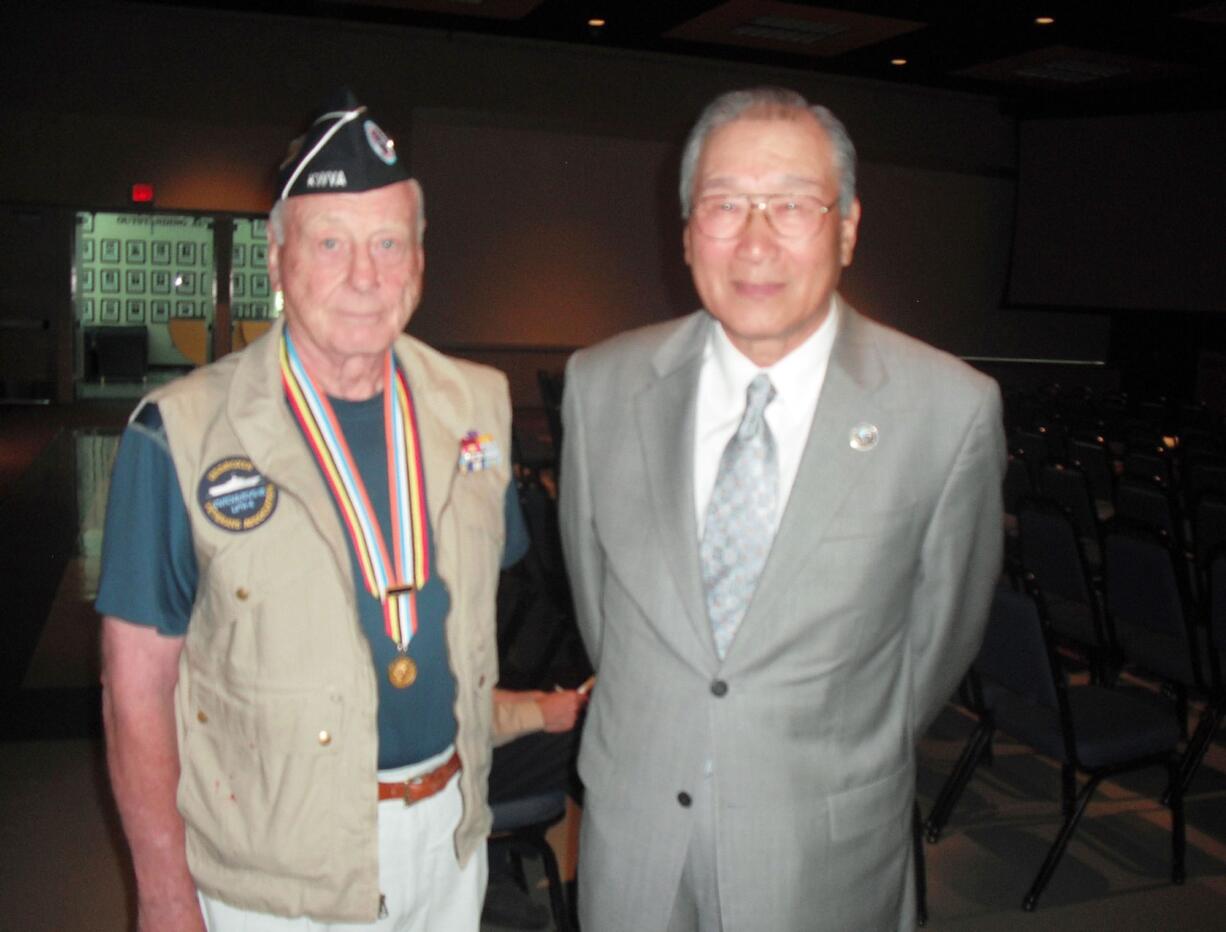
[910,381,1006,737]
[558,352,607,670]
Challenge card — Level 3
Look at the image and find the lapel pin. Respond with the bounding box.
[458,431,500,473]
[849,423,879,452]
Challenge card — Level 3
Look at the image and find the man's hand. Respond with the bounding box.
[532,689,589,733]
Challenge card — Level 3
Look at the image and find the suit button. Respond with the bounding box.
[235,587,249,601]
[710,679,728,697]
[677,792,692,807]
[318,730,332,746]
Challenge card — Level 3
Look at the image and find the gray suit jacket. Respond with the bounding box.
[559,299,1005,932]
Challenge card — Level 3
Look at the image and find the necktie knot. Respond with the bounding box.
[738,374,775,440]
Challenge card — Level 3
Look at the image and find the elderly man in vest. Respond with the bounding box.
[97,90,522,931]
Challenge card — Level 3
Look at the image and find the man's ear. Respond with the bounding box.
[266,220,282,292]
[838,198,861,269]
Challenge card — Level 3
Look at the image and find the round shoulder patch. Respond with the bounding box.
[197,457,278,532]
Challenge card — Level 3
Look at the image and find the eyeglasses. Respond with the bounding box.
[691,193,833,240]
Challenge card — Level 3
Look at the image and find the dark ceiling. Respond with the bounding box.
[139,0,1226,115]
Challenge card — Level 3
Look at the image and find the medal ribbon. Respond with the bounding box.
[280,331,429,653]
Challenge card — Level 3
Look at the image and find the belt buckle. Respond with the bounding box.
[403,772,426,806]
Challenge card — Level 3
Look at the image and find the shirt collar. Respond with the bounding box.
[704,297,840,422]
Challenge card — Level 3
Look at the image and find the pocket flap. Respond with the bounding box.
[827,764,913,841]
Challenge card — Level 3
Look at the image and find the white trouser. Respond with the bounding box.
[200,746,487,932]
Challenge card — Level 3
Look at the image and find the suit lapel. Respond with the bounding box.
[635,314,710,652]
[731,302,890,650]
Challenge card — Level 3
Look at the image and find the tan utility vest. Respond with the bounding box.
[146,320,509,922]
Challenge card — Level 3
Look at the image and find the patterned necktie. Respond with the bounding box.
[701,373,779,659]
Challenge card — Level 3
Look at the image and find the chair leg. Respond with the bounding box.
[1169,759,1186,885]
[1169,701,1224,803]
[1175,684,1189,742]
[1023,773,1101,911]
[525,833,572,932]
[912,801,928,927]
[1060,764,1077,820]
[508,850,529,892]
[925,724,993,843]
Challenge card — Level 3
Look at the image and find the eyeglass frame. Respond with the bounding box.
[689,192,835,240]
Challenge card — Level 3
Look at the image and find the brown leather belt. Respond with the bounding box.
[377,751,461,806]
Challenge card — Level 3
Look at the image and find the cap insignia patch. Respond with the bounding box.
[364,119,398,166]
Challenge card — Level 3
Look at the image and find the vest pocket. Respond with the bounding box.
[179,675,343,879]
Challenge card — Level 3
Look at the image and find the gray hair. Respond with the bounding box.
[267,179,427,246]
[678,87,857,218]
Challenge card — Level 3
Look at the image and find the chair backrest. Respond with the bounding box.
[1115,476,1180,544]
[1105,521,1203,691]
[1123,447,1172,486]
[1184,458,1226,513]
[1012,429,1050,482]
[537,369,565,460]
[1180,429,1225,460]
[1206,546,1226,694]
[1036,422,1069,463]
[1068,436,1114,504]
[1103,523,1190,638]
[976,586,1060,710]
[498,472,592,689]
[1039,463,1098,544]
[517,474,570,603]
[1193,493,1226,567]
[1003,453,1032,516]
[1018,497,1095,606]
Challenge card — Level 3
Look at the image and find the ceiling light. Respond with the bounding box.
[588,18,605,28]
[1035,16,1055,25]
[890,57,907,66]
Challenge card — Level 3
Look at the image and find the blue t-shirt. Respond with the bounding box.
[96,398,528,768]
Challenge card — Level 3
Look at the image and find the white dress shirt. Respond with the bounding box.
[693,300,839,538]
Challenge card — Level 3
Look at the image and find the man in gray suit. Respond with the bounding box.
[559,87,1005,931]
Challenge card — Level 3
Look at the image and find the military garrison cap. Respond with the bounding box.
[276,88,409,200]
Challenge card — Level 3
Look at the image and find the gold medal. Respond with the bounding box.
[388,654,418,689]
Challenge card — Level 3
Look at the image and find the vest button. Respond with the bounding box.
[236,587,250,601]
[318,730,332,746]
[677,791,692,807]
[196,710,208,724]
[710,679,728,697]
